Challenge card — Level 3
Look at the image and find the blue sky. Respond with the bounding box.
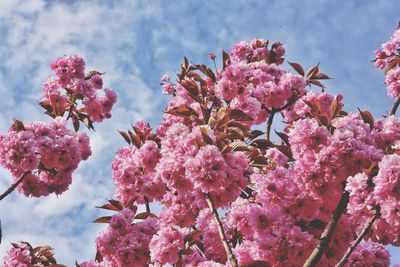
[0,0,399,265]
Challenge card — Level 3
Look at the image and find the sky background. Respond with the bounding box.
[0,0,399,265]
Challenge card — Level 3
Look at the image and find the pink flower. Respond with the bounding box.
[149,225,185,264]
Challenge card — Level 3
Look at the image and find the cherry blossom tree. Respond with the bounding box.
[2,26,400,267]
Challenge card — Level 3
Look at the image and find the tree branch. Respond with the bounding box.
[266,112,275,141]
[144,196,150,213]
[204,193,238,267]
[389,96,400,116]
[335,207,380,267]
[303,190,350,267]
[0,171,30,202]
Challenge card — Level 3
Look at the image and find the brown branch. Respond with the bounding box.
[389,96,400,116]
[266,112,275,142]
[264,94,298,141]
[144,196,150,213]
[303,190,350,267]
[204,193,238,267]
[335,207,380,267]
[0,171,30,202]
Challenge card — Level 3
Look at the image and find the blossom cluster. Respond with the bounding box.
[3,242,61,267]
[96,208,159,266]
[3,243,31,267]
[91,34,399,267]
[42,55,117,124]
[374,28,400,97]
[0,117,91,197]
[5,29,400,266]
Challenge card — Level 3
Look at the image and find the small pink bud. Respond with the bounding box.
[160,75,170,82]
[209,53,216,60]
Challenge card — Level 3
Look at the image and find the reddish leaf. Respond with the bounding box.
[308,79,325,88]
[11,118,26,132]
[362,162,379,178]
[108,199,123,210]
[95,250,104,262]
[318,114,330,126]
[274,130,290,145]
[229,140,250,151]
[276,145,293,159]
[208,117,217,129]
[306,63,320,80]
[166,106,197,117]
[331,99,340,118]
[222,49,230,70]
[118,130,131,145]
[250,156,269,167]
[85,70,104,80]
[93,216,112,223]
[180,79,199,99]
[135,212,159,220]
[132,126,146,141]
[32,246,57,264]
[200,127,214,145]
[184,230,203,243]
[124,197,138,209]
[72,114,80,132]
[184,230,204,250]
[227,127,245,139]
[184,56,189,69]
[312,72,331,80]
[249,130,265,139]
[358,108,374,130]
[385,56,400,74]
[251,139,274,149]
[288,61,305,76]
[217,107,229,121]
[96,203,120,211]
[230,109,254,121]
[78,114,95,131]
[130,131,142,148]
[195,64,216,82]
[39,100,54,113]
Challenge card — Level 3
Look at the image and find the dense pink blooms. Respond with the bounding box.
[345,241,390,267]
[94,36,400,266]
[7,31,400,267]
[3,243,31,267]
[96,208,159,266]
[385,68,400,97]
[112,140,165,205]
[43,55,117,123]
[0,117,91,197]
[374,29,400,98]
[369,154,400,245]
[149,225,185,265]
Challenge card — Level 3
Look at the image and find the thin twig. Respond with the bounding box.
[204,193,238,267]
[144,196,150,213]
[389,96,400,116]
[335,208,380,267]
[0,171,30,202]
[266,112,275,141]
[303,190,350,267]
[264,94,297,141]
